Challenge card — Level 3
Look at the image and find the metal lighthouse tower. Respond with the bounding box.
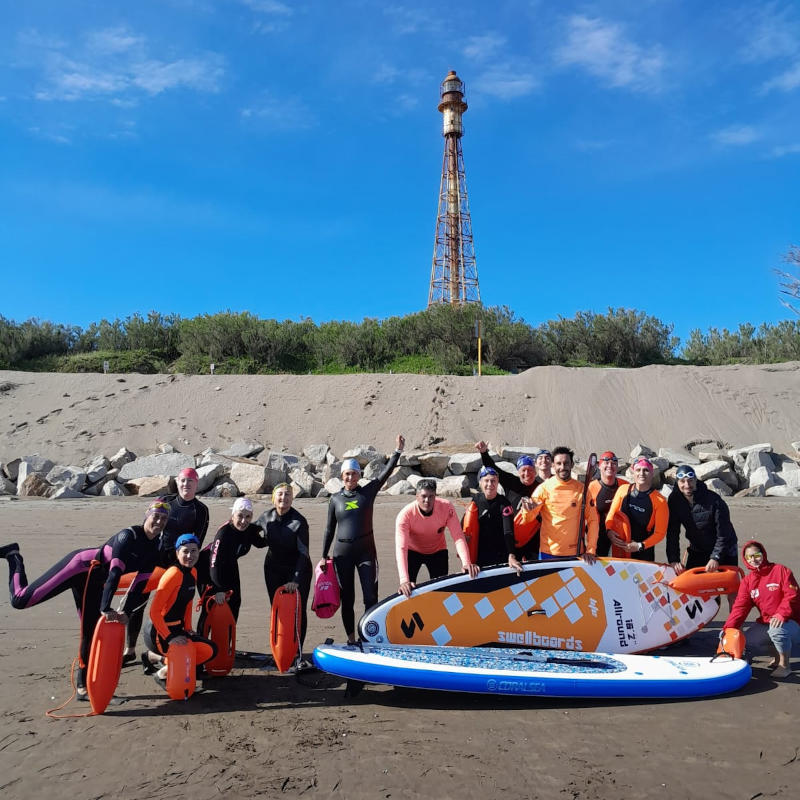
[427,70,481,307]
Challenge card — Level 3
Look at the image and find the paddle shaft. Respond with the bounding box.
[577,452,597,555]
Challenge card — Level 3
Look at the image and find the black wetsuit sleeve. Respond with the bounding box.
[666,494,684,564]
[100,529,135,613]
[485,452,524,497]
[249,522,268,549]
[196,502,210,547]
[321,497,338,559]
[293,514,311,581]
[374,450,402,491]
[209,525,238,592]
[503,501,516,556]
[710,497,736,561]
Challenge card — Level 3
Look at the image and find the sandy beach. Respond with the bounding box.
[1,364,800,799]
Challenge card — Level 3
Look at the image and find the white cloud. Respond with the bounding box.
[22,26,224,103]
[710,125,760,146]
[762,61,800,92]
[240,93,317,131]
[555,15,664,92]
[473,64,538,100]
[238,0,292,14]
[463,34,506,63]
[771,142,800,157]
[740,3,800,63]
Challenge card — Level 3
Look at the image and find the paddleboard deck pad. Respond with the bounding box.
[313,642,751,699]
[358,558,719,654]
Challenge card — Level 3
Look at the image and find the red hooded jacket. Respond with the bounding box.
[723,539,800,629]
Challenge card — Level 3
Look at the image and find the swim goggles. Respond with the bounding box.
[675,468,697,480]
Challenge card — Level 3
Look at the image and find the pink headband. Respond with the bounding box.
[632,458,653,472]
[178,467,199,481]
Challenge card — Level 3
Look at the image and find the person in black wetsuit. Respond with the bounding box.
[196,497,266,633]
[125,466,210,659]
[258,483,312,657]
[142,533,217,686]
[463,467,517,570]
[475,441,542,558]
[0,500,169,700]
[320,435,405,644]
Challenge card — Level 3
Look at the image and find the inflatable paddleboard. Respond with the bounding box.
[86,617,126,714]
[201,598,236,677]
[271,587,301,673]
[358,558,719,654]
[313,642,751,699]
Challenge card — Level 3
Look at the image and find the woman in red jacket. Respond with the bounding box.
[723,539,800,679]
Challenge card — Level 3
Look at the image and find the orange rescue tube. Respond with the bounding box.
[201,598,236,677]
[270,587,301,673]
[114,567,165,597]
[668,566,742,599]
[513,509,540,550]
[607,511,631,559]
[165,641,197,700]
[717,628,746,659]
[86,617,126,715]
[462,502,479,564]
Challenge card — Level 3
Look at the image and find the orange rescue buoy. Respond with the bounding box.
[165,641,196,700]
[86,617,126,714]
[668,566,742,599]
[270,587,301,673]
[717,627,746,659]
[201,598,236,677]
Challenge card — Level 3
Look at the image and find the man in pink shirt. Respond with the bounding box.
[395,479,480,597]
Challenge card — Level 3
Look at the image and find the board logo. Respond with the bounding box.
[400,612,425,638]
[364,620,380,637]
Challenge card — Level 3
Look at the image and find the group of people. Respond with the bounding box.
[1,439,798,696]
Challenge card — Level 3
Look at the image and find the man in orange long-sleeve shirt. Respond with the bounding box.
[523,446,598,565]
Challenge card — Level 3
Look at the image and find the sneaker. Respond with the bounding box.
[121,652,137,667]
[0,543,20,559]
[292,657,314,673]
[771,665,792,679]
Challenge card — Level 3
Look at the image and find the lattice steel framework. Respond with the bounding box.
[428,71,481,307]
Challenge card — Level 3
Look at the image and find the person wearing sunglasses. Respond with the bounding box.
[666,465,738,578]
[587,451,629,557]
[723,540,800,679]
[0,499,169,700]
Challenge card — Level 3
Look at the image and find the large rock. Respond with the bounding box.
[693,460,729,481]
[220,440,265,458]
[118,453,194,481]
[748,466,776,491]
[17,456,55,486]
[705,477,733,497]
[736,484,766,498]
[303,444,330,465]
[342,445,381,467]
[629,443,656,460]
[125,475,172,496]
[18,473,52,497]
[792,441,800,458]
[196,463,225,493]
[363,456,389,481]
[263,452,292,488]
[417,452,450,478]
[3,458,21,482]
[776,462,800,490]
[85,455,110,484]
[766,485,800,497]
[718,467,740,490]
[205,479,240,498]
[197,451,237,469]
[46,465,87,492]
[448,453,483,475]
[436,475,470,498]
[101,480,128,497]
[229,461,268,495]
[658,447,699,466]
[50,486,85,499]
[398,452,422,468]
[1,474,17,495]
[324,477,344,494]
[384,466,414,489]
[743,450,775,481]
[109,447,136,470]
[499,446,542,462]
[289,468,321,498]
[728,443,772,459]
[322,461,344,482]
[697,450,733,465]
[385,480,415,496]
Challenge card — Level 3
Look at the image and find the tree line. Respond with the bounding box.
[0,306,798,374]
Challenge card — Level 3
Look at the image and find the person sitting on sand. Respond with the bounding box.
[528,447,598,564]
[320,435,405,645]
[723,539,800,679]
[606,458,667,562]
[0,499,168,700]
[586,451,628,557]
[463,467,516,570]
[395,478,479,597]
[142,534,217,687]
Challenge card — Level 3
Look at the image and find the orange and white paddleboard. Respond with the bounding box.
[358,558,720,655]
[201,598,236,677]
[270,587,301,673]
[86,617,126,714]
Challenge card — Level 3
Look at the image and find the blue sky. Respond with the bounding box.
[1,0,798,345]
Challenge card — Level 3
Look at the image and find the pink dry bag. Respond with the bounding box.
[312,558,340,619]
